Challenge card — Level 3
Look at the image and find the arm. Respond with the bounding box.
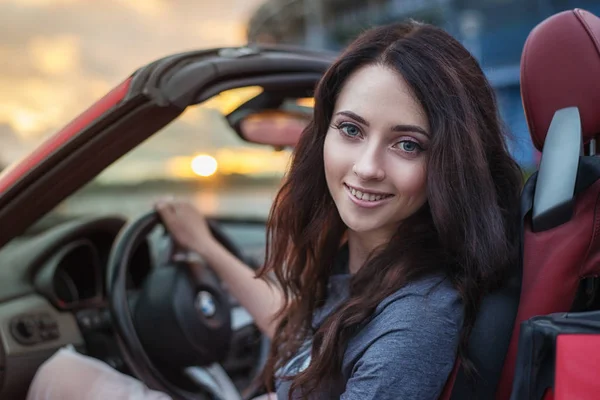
[156,200,284,339]
[199,240,283,339]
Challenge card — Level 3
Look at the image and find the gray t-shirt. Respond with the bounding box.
[275,255,463,400]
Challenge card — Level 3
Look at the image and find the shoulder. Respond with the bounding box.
[374,274,463,330]
[344,274,463,360]
[340,276,463,400]
[341,324,458,400]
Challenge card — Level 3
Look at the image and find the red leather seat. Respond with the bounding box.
[495,8,600,400]
[441,8,600,400]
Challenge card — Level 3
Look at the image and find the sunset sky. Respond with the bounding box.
[0,0,294,181]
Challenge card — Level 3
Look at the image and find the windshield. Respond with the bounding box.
[30,88,293,232]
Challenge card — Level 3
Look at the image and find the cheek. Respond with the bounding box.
[323,131,347,182]
[390,160,428,199]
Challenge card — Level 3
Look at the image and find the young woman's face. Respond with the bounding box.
[324,64,430,239]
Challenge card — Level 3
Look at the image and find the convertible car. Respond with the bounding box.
[0,8,598,400]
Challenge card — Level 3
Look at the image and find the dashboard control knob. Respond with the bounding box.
[11,316,38,345]
[10,313,60,345]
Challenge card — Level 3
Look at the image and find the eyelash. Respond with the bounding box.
[333,121,362,138]
[332,121,424,154]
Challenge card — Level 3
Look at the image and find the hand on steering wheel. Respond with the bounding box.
[106,210,243,400]
[155,199,216,257]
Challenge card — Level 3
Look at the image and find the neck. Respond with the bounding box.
[346,229,392,274]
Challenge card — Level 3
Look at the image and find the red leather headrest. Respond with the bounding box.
[521,9,600,151]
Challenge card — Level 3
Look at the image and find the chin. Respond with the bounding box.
[340,213,385,234]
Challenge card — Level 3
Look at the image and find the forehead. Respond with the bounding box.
[334,64,429,130]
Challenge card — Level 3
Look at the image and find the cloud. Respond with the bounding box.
[0,0,279,183]
[28,34,81,76]
[0,0,264,145]
[0,123,31,165]
[0,0,79,5]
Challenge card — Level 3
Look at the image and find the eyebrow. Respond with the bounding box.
[335,110,430,138]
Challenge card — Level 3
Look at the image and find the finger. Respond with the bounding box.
[158,207,176,223]
[158,200,178,214]
[154,195,176,208]
[155,202,172,216]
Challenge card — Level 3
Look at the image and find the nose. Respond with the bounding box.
[352,145,385,181]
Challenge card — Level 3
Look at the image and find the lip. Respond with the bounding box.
[344,183,393,196]
[344,183,394,209]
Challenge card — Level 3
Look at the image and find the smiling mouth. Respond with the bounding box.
[344,183,394,202]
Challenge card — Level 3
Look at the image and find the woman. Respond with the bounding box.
[28,20,522,400]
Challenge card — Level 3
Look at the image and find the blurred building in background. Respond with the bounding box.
[247,0,600,169]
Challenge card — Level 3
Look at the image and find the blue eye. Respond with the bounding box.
[401,141,417,151]
[397,140,422,153]
[339,123,361,138]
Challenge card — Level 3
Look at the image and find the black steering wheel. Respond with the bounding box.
[106,211,246,400]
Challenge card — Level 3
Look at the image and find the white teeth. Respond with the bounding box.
[346,185,388,202]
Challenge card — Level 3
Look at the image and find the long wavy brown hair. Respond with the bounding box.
[256,21,522,398]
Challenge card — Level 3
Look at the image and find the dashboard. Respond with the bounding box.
[34,233,151,311]
[0,215,266,399]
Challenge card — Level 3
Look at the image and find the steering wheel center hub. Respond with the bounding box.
[195,291,217,318]
[133,263,231,370]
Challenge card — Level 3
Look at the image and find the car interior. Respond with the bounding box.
[498,8,600,400]
[0,7,598,400]
[0,46,332,400]
[447,8,600,400]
